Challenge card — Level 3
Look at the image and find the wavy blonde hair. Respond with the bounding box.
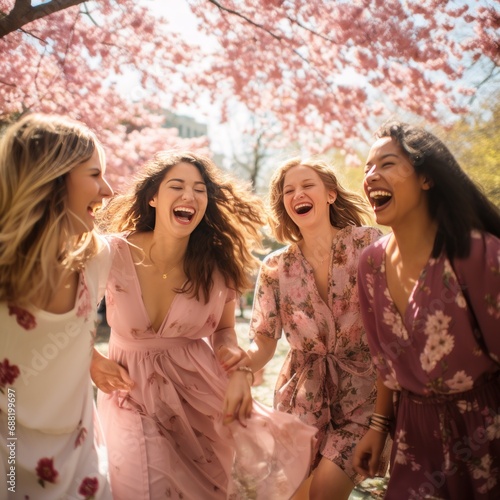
[98,151,265,302]
[268,157,373,243]
[0,113,104,307]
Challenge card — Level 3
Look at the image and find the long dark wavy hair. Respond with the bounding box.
[376,121,500,259]
[98,151,265,302]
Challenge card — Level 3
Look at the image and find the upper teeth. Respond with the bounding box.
[370,191,391,199]
[295,203,311,210]
[174,207,195,214]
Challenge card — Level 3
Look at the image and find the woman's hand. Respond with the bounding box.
[352,428,388,478]
[91,348,134,394]
[217,345,250,372]
[222,370,253,427]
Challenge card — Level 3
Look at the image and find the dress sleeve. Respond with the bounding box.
[249,255,283,340]
[454,231,500,364]
[357,246,396,386]
[357,250,378,356]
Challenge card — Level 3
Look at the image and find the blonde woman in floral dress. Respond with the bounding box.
[353,121,500,499]
[0,114,114,499]
[245,157,385,500]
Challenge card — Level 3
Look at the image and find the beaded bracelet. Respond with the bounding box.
[236,366,254,385]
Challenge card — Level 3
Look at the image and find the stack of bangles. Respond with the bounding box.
[236,366,254,385]
[369,413,392,434]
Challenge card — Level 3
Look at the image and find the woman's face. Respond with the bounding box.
[65,149,113,235]
[364,136,431,228]
[149,162,208,237]
[282,165,335,230]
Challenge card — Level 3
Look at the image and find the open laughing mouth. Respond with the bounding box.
[88,203,101,217]
[294,202,312,215]
[173,206,195,222]
[369,190,392,209]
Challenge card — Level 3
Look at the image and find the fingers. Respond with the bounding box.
[222,372,253,427]
[218,346,242,371]
[353,456,371,478]
[368,454,379,478]
[118,366,135,389]
[236,392,253,426]
[91,360,134,394]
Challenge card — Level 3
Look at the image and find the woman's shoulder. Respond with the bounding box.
[263,244,294,264]
[340,225,385,250]
[359,231,390,263]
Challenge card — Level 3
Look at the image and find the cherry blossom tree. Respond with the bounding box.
[1,0,499,182]
[0,0,210,186]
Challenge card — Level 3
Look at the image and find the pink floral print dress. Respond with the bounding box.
[358,230,500,499]
[0,240,112,499]
[249,225,384,483]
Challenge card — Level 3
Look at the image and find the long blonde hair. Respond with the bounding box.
[0,113,104,307]
[268,157,372,243]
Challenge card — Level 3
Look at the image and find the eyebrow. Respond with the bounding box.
[166,178,206,185]
[283,178,315,188]
[365,153,399,166]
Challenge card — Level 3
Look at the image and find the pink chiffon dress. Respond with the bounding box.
[97,237,316,499]
[358,230,500,499]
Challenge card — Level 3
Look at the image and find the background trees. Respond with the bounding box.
[1,0,499,196]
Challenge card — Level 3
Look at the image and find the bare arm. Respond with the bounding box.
[211,298,253,425]
[352,376,394,478]
[247,333,278,373]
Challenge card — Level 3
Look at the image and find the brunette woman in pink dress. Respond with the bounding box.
[90,152,316,499]
[352,121,500,499]
[244,157,386,500]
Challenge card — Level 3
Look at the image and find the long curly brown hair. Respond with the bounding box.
[98,151,265,302]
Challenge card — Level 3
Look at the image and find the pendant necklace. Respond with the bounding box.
[160,262,181,280]
[150,257,182,280]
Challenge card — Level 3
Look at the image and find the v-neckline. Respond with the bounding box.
[124,241,178,335]
[382,236,430,324]
[297,226,349,308]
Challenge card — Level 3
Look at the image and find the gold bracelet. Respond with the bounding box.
[236,366,254,385]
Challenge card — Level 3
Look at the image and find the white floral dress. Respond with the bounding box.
[0,243,112,499]
[249,225,385,482]
[358,230,500,499]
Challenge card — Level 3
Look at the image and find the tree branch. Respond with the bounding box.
[0,0,85,38]
[206,0,332,86]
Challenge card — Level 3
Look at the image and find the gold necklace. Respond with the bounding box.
[160,264,178,280]
[150,258,182,280]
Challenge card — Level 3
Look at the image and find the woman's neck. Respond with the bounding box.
[298,223,338,264]
[391,216,438,263]
[132,230,188,268]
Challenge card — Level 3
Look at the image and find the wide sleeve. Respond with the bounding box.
[249,254,283,340]
[454,231,500,364]
[357,249,378,356]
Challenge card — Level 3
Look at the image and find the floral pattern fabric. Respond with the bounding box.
[358,231,500,499]
[97,237,316,500]
[0,238,113,499]
[249,225,384,482]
